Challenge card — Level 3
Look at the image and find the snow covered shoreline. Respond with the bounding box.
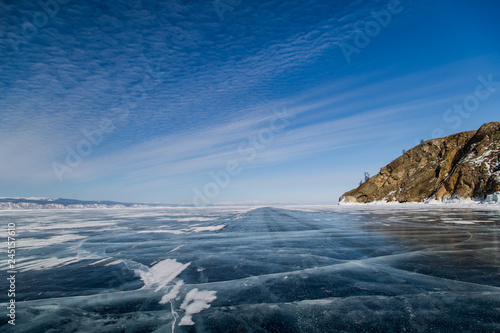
[339,191,500,207]
[1,193,499,211]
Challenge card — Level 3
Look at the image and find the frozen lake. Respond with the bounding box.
[1,205,500,332]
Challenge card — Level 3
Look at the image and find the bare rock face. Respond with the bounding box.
[339,122,500,203]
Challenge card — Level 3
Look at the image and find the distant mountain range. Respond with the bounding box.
[0,197,177,210]
[0,197,283,210]
[340,122,500,204]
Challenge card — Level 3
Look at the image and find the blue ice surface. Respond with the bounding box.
[0,206,499,332]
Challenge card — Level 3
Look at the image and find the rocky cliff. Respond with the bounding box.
[339,122,500,204]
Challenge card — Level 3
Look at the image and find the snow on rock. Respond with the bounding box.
[485,192,500,203]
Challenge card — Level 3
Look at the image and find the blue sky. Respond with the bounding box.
[1,0,500,205]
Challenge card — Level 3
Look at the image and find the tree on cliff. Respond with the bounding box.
[359,172,371,186]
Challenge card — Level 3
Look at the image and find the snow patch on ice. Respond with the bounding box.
[169,244,184,253]
[19,234,87,249]
[159,280,185,305]
[137,258,191,292]
[441,219,476,225]
[189,225,226,232]
[105,259,124,266]
[137,229,185,235]
[138,224,226,235]
[175,217,218,222]
[130,257,219,328]
[178,288,217,326]
[18,220,118,231]
[18,257,82,271]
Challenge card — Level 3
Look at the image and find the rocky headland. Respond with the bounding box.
[340,122,500,204]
